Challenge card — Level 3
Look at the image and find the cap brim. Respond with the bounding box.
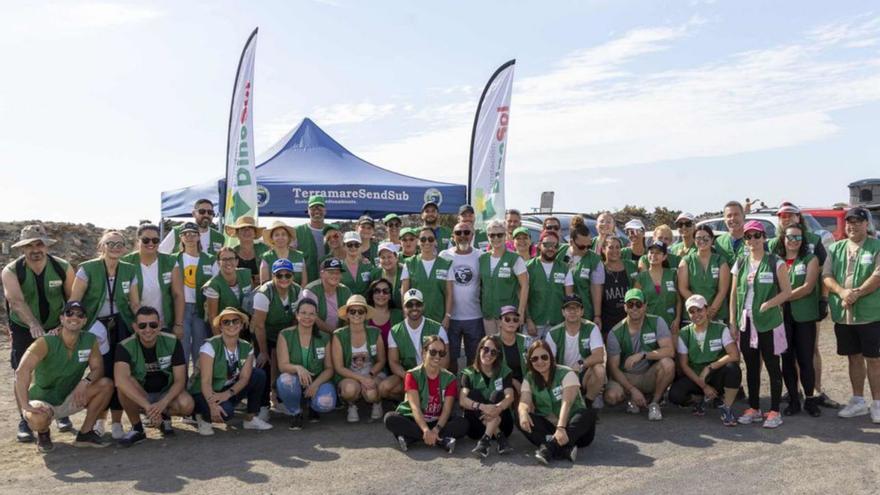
[12,237,57,248]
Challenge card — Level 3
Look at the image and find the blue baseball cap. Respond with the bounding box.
[272,258,294,274]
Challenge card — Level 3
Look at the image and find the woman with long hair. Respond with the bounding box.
[458,335,516,458]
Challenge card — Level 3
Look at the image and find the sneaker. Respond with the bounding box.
[783,400,801,416]
[816,392,841,409]
[36,431,54,453]
[591,395,605,410]
[118,429,147,447]
[346,404,360,423]
[257,406,271,422]
[56,416,74,433]
[370,403,383,421]
[534,444,551,466]
[625,400,640,414]
[720,406,737,426]
[803,397,822,417]
[496,433,514,455]
[396,435,409,452]
[838,397,869,418]
[471,436,491,458]
[160,419,175,437]
[871,402,880,424]
[93,419,105,437]
[737,408,763,425]
[763,411,783,429]
[196,415,214,436]
[289,414,303,431]
[17,419,34,443]
[648,402,663,421]
[437,436,456,454]
[567,445,578,463]
[308,408,321,423]
[74,430,110,448]
[243,416,274,431]
[692,400,706,417]
[111,422,124,440]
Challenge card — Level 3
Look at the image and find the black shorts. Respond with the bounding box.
[834,321,880,358]
[8,321,35,370]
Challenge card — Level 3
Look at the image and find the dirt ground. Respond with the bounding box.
[0,320,877,495]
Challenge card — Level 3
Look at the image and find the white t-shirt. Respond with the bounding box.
[387,318,449,365]
[139,260,164,324]
[544,325,604,369]
[676,327,735,354]
[180,254,218,303]
[489,254,527,275]
[441,247,482,320]
[731,257,784,317]
[75,268,136,317]
[399,259,438,282]
[252,291,290,313]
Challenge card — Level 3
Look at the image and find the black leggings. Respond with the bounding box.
[740,318,783,412]
[516,410,597,449]
[383,412,469,443]
[669,363,742,405]
[463,389,514,439]
[781,305,817,398]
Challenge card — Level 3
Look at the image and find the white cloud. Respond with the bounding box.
[4,2,163,40]
[311,102,396,126]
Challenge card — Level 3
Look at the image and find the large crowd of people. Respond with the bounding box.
[4,195,879,465]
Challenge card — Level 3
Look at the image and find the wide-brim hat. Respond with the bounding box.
[262,220,296,245]
[338,294,376,321]
[212,307,250,329]
[12,224,57,248]
[224,216,265,237]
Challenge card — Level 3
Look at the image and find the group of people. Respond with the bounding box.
[5,194,880,465]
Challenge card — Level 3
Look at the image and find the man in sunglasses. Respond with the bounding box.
[545,295,606,409]
[421,200,453,252]
[525,231,569,340]
[4,224,76,442]
[457,204,489,250]
[114,306,193,446]
[440,222,484,373]
[15,302,114,452]
[160,198,225,255]
[604,289,675,421]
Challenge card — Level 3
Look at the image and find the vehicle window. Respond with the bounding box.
[812,216,839,230]
[801,214,824,233]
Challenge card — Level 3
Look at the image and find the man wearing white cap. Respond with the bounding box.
[670,213,697,258]
[371,242,404,308]
[621,219,647,262]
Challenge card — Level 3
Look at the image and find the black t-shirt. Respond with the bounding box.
[33,269,50,322]
[502,343,523,381]
[602,267,630,334]
[460,368,514,394]
[115,340,185,393]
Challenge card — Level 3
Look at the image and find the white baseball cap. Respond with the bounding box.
[624,219,645,231]
[343,231,362,244]
[403,288,424,304]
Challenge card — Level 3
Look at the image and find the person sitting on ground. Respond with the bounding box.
[383,336,468,453]
[459,335,516,458]
[114,306,194,447]
[544,295,606,409]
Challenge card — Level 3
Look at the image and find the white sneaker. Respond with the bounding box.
[838,397,869,418]
[196,415,214,436]
[258,406,271,422]
[111,422,125,440]
[347,404,360,423]
[93,419,105,437]
[243,416,273,431]
[647,402,663,421]
[370,403,383,421]
[871,402,880,424]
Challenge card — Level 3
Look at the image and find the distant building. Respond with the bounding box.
[849,178,880,206]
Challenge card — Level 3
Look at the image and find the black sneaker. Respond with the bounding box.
[816,392,841,409]
[74,430,110,448]
[56,416,74,433]
[308,408,321,423]
[471,436,490,458]
[783,400,802,416]
[160,420,175,437]
[496,433,514,455]
[289,414,304,431]
[117,430,146,448]
[534,444,551,466]
[803,397,822,417]
[692,400,707,416]
[437,437,456,454]
[396,435,409,452]
[36,431,54,453]
[17,419,34,443]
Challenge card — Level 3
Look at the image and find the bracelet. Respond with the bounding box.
[473,401,481,411]
[556,425,566,430]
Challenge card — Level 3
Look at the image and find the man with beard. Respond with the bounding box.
[525,231,569,340]
[3,224,76,442]
[159,199,224,255]
[457,204,488,251]
[296,195,329,282]
[439,223,484,373]
[422,201,452,252]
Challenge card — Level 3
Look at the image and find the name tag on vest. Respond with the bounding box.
[436,269,449,279]
[581,338,590,349]
[163,272,172,285]
[478,241,489,250]
[643,332,657,345]
[498,266,512,278]
[202,265,213,275]
[158,356,172,369]
[552,385,563,400]
[48,280,63,288]
[78,349,91,362]
[122,281,131,293]
[665,280,675,291]
[794,263,806,276]
[861,253,873,265]
[711,266,720,279]
[369,344,377,356]
[579,267,591,279]
[316,347,326,360]
[292,262,304,272]
[212,242,223,252]
[495,378,503,391]
[709,339,723,352]
[553,272,566,284]
[758,272,774,284]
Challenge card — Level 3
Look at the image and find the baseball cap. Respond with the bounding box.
[675,213,695,225]
[685,294,708,311]
[624,219,646,231]
[624,288,645,303]
[498,305,518,317]
[421,200,439,211]
[322,223,340,235]
[400,227,417,239]
[63,301,85,313]
[357,215,375,227]
[777,201,801,215]
[308,195,326,208]
[648,240,668,254]
[513,226,530,239]
[271,258,294,274]
[383,213,401,224]
[403,288,424,305]
[458,204,475,215]
[180,222,200,233]
[743,220,765,234]
[562,294,584,308]
[321,257,343,271]
[377,241,398,255]
[343,231,362,244]
[845,207,869,222]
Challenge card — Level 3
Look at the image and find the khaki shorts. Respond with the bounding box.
[30,391,84,419]
[607,361,662,395]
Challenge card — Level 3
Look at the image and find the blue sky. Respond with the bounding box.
[2,0,879,227]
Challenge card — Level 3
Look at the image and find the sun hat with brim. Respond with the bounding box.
[685,294,708,311]
[262,220,296,245]
[308,195,326,208]
[512,226,530,239]
[338,294,376,321]
[743,220,765,234]
[224,216,265,237]
[12,224,57,248]
[322,223,341,235]
[624,288,645,303]
[212,307,250,329]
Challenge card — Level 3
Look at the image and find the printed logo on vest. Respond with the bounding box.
[758,272,774,284]
[643,332,657,344]
[495,378,503,391]
[579,267,591,279]
[553,272,566,284]
[665,280,675,291]
[711,266,720,279]
[552,385,563,400]
[158,356,172,369]
[293,262,304,272]
[48,280,63,288]
[77,349,91,362]
[369,344,377,356]
[794,263,807,276]
[163,272,172,285]
[316,346,326,360]
[581,338,590,349]
[202,265,213,275]
[709,338,723,352]
[122,281,131,293]
[498,266,511,278]
[860,253,873,265]
[360,272,371,282]
[436,269,448,279]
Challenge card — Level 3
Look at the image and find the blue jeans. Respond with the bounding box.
[182,303,208,368]
[194,367,266,420]
[275,373,337,415]
[447,318,485,367]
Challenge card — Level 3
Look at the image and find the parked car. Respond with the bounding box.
[696,209,834,251]
[805,206,879,241]
[519,212,629,245]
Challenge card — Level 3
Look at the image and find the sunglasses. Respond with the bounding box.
[502,315,520,323]
[687,306,705,314]
[573,242,589,251]
[105,241,125,249]
[488,233,505,239]
[530,354,550,363]
[405,301,423,308]
[785,234,803,242]
[544,225,560,231]
[454,230,472,236]
[64,310,85,318]
[197,208,215,216]
[387,222,401,228]
[136,322,159,329]
[347,308,367,316]
[219,257,238,263]
[744,233,764,240]
[419,237,436,243]
[345,243,361,248]
[220,319,241,326]
[626,229,642,236]
[676,222,694,228]
[541,242,558,248]
[373,287,391,295]
[695,236,712,243]
[140,237,160,245]
[480,347,499,357]
[626,301,644,309]
[274,272,294,279]
[427,349,447,358]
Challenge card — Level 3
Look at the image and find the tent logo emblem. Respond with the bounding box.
[424,188,443,207]
[257,185,270,207]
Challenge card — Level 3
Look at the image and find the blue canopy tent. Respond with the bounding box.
[160,118,466,220]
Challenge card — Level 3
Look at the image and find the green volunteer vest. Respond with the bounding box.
[828,238,880,324]
[638,252,681,272]
[669,241,698,258]
[525,365,586,418]
[295,224,327,283]
[119,333,179,393]
[371,265,403,308]
[526,257,568,326]
[621,242,646,263]
[255,280,300,342]
[683,252,729,321]
[172,225,224,254]
[635,268,679,326]
[435,226,453,252]
[334,325,381,381]
[5,256,69,329]
[787,254,820,322]
[203,268,252,313]
[500,333,529,374]
[78,258,137,331]
[340,257,374,296]
[680,321,729,375]
[395,365,456,417]
[767,231,822,258]
[404,255,451,322]
[734,254,784,332]
[176,251,215,319]
[460,365,511,401]
[568,251,603,320]
[303,280,352,328]
[611,315,661,371]
[234,242,270,263]
[189,335,253,394]
[279,326,329,376]
[262,248,306,285]
[390,317,442,370]
[715,233,745,266]
[548,321,598,364]
[363,243,380,267]
[28,332,97,406]
[473,229,489,251]
[122,252,178,326]
[479,250,522,320]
